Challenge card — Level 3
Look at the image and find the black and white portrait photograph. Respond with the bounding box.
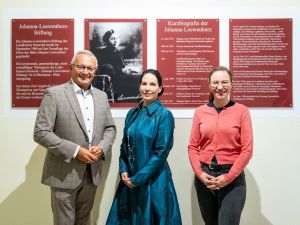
[88,20,146,104]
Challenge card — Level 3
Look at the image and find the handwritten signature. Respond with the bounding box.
[117,94,141,101]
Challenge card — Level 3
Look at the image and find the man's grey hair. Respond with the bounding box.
[70,50,98,67]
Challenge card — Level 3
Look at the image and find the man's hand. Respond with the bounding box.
[89,146,104,160]
[76,146,98,164]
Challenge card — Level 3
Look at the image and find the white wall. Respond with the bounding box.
[1,1,300,225]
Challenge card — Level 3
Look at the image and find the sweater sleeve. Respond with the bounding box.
[224,107,253,183]
[188,109,203,179]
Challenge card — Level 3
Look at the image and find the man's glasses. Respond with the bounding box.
[73,64,96,73]
[210,80,231,88]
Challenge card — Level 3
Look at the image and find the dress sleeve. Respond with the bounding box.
[119,111,132,175]
[130,110,174,187]
[224,107,253,183]
[188,109,203,179]
[119,132,129,175]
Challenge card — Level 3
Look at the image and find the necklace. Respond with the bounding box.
[127,126,135,164]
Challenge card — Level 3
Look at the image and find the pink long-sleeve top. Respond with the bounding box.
[188,102,253,184]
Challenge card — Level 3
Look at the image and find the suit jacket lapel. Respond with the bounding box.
[64,81,89,138]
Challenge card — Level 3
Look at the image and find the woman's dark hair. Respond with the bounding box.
[102,29,115,43]
[208,66,233,102]
[140,69,164,96]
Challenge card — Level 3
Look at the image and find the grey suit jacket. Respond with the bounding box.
[34,80,116,189]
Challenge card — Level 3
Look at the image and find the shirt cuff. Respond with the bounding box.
[73,145,80,158]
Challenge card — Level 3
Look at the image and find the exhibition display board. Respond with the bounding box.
[12,19,74,107]
[157,19,219,107]
[230,19,292,107]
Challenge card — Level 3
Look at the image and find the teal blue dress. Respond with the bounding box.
[106,100,182,225]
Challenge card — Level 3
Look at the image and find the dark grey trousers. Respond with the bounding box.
[194,166,246,225]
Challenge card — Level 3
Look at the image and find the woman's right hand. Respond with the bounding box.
[121,172,134,189]
[199,172,219,190]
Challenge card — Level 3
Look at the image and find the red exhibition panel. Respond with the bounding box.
[230,19,292,107]
[12,19,74,107]
[157,19,219,107]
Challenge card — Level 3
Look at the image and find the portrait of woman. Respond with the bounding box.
[188,66,253,225]
[89,21,145,103]
[106,69,182,225]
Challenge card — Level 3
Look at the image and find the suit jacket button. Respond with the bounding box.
[86,138,89,142]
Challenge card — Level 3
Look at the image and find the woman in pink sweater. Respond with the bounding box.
[188,66,253,225]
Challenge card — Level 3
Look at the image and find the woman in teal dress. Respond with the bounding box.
[106,69,182,225]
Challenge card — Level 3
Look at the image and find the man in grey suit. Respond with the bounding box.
[34,50,116,225]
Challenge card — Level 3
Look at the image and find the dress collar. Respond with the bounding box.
[133,99,161,116]
[144,99,161,116]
